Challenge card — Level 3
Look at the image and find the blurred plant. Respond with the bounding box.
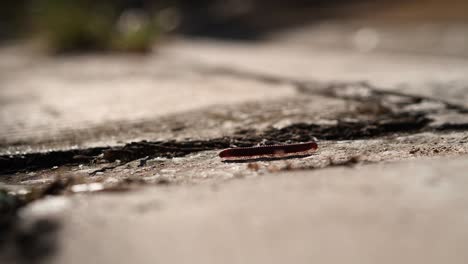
[30,0,160,53]
[112,9,158,52]
[31,0,114,52]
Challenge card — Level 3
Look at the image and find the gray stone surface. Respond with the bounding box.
[2,24,468,264]
[3,27,468,153]
[14,157,468,264]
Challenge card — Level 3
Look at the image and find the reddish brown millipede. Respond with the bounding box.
[219,141,318,159]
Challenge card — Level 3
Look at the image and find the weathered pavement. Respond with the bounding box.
[26,157,468,264]
[1,24,468,263]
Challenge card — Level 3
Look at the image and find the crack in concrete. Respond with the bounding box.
[2,67,468,175]
[0,114,454,175]
[197,66,468,113]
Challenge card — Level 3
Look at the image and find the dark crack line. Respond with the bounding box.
[89,164,124,176]
[197,66,468,113]
[2,67,468,175]
[0,115,457,176]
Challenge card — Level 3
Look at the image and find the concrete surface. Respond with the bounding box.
[14,157,468,264]
[1,24,468,264]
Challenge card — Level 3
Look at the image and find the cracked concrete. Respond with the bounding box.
[2,79,468,176]
[2,25,468,263]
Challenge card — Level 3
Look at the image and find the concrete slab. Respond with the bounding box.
[11,156,468,264]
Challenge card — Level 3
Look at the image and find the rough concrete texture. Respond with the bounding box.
[1,24,468,263]
[8,157,468,264]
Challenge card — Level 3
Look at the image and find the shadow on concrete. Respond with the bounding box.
[0,200,61,264]
[222,154,314,163]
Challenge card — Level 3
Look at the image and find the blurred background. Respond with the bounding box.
[1,0,467,54]
[2,0,468,152]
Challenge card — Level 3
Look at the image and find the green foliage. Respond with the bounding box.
[112,10,159,52]
[31,0,158,53]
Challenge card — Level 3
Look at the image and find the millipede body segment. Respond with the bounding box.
[219,141,318,159]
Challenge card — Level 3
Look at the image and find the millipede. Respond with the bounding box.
[219,141,318,160]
